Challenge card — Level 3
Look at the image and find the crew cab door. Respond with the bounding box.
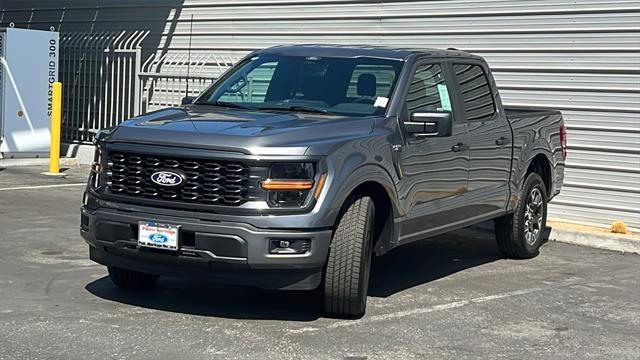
[451,62,512,216]
[395,60,470,244]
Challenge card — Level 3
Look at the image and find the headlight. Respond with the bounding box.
[90,146,104,190]
[269,163,314,180]
[261,163,315,207]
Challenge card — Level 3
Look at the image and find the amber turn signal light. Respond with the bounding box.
[260,179,314,190]
[314,173,327,199]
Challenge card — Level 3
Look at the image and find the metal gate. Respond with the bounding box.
[59,30,148,143]
[140,52,240,114]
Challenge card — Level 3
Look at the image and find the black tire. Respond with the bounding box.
[108,266,159,289]
[495,172,548,259]
[323,196,375,318]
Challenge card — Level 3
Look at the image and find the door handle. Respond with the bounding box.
[495,136,509,146]
[451,142,469,152]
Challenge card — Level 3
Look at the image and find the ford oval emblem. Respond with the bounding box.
[150,170,185,187]
[149,233,169,244]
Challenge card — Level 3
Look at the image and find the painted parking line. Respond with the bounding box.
[287,286,550,335]
[0,183,86,191]
[288,269,636,334]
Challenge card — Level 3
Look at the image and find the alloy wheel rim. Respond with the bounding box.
[524,187,544,245]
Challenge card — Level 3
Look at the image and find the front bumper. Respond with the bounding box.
[81,206,332,290]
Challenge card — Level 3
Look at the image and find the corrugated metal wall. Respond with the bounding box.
[2,0,639,228]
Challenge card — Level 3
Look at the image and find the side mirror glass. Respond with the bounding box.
[405,112,453,137]
[181,96,194,105]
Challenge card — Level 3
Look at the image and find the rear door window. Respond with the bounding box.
[452,64,496,121]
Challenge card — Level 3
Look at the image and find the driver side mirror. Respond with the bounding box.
[181,96,195,105]
[405,112,453,138]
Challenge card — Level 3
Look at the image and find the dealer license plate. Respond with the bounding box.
[138,222,180,251]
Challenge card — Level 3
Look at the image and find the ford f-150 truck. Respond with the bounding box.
[81,45,566,318]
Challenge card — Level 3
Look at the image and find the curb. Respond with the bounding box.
[470,221,639,255]
[61,143,95,165]
[0,157,80,168]
[548,227,640,254]
[0,143,94,168]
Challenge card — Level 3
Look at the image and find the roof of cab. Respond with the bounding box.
[257,44,482,61]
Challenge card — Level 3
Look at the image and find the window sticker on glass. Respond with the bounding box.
[437,84,452,112]
[374,96,389,108]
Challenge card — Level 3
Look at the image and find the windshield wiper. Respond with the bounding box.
[194,100,250,109]
[259,105,331,115]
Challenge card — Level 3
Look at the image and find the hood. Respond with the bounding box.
[101,105,376,155]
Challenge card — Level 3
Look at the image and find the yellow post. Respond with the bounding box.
[49,82,62,174]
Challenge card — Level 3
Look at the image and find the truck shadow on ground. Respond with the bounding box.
[85,227,503,321]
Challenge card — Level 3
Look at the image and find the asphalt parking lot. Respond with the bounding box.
[1,165,639,360]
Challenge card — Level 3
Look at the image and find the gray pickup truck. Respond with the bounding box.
[81,45,566,318]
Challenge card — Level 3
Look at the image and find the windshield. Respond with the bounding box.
[195,53,404,117]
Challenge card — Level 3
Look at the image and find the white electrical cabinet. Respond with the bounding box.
[0,27,59,157]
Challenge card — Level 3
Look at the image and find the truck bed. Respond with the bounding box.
[505,106,562,120]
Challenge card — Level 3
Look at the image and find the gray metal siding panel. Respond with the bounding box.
[2,0,639,228]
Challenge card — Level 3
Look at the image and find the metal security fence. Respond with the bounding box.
[140,52,241,113]
[60,29,241,142]
[59,30,148,143]
[60,47,396,135]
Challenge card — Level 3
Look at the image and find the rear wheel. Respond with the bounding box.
[108,266,159,289]
[495,173,548,259]
[323,196,375,318]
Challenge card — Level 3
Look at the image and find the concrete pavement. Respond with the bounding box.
[1,165,639,359]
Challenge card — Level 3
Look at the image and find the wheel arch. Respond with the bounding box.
[526,153,553,198]
[329,164,401,255]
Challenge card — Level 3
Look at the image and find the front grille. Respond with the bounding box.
[106,151,250,206]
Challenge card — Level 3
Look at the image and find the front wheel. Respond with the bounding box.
[323,196,375,318]
[495,173,548,259]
